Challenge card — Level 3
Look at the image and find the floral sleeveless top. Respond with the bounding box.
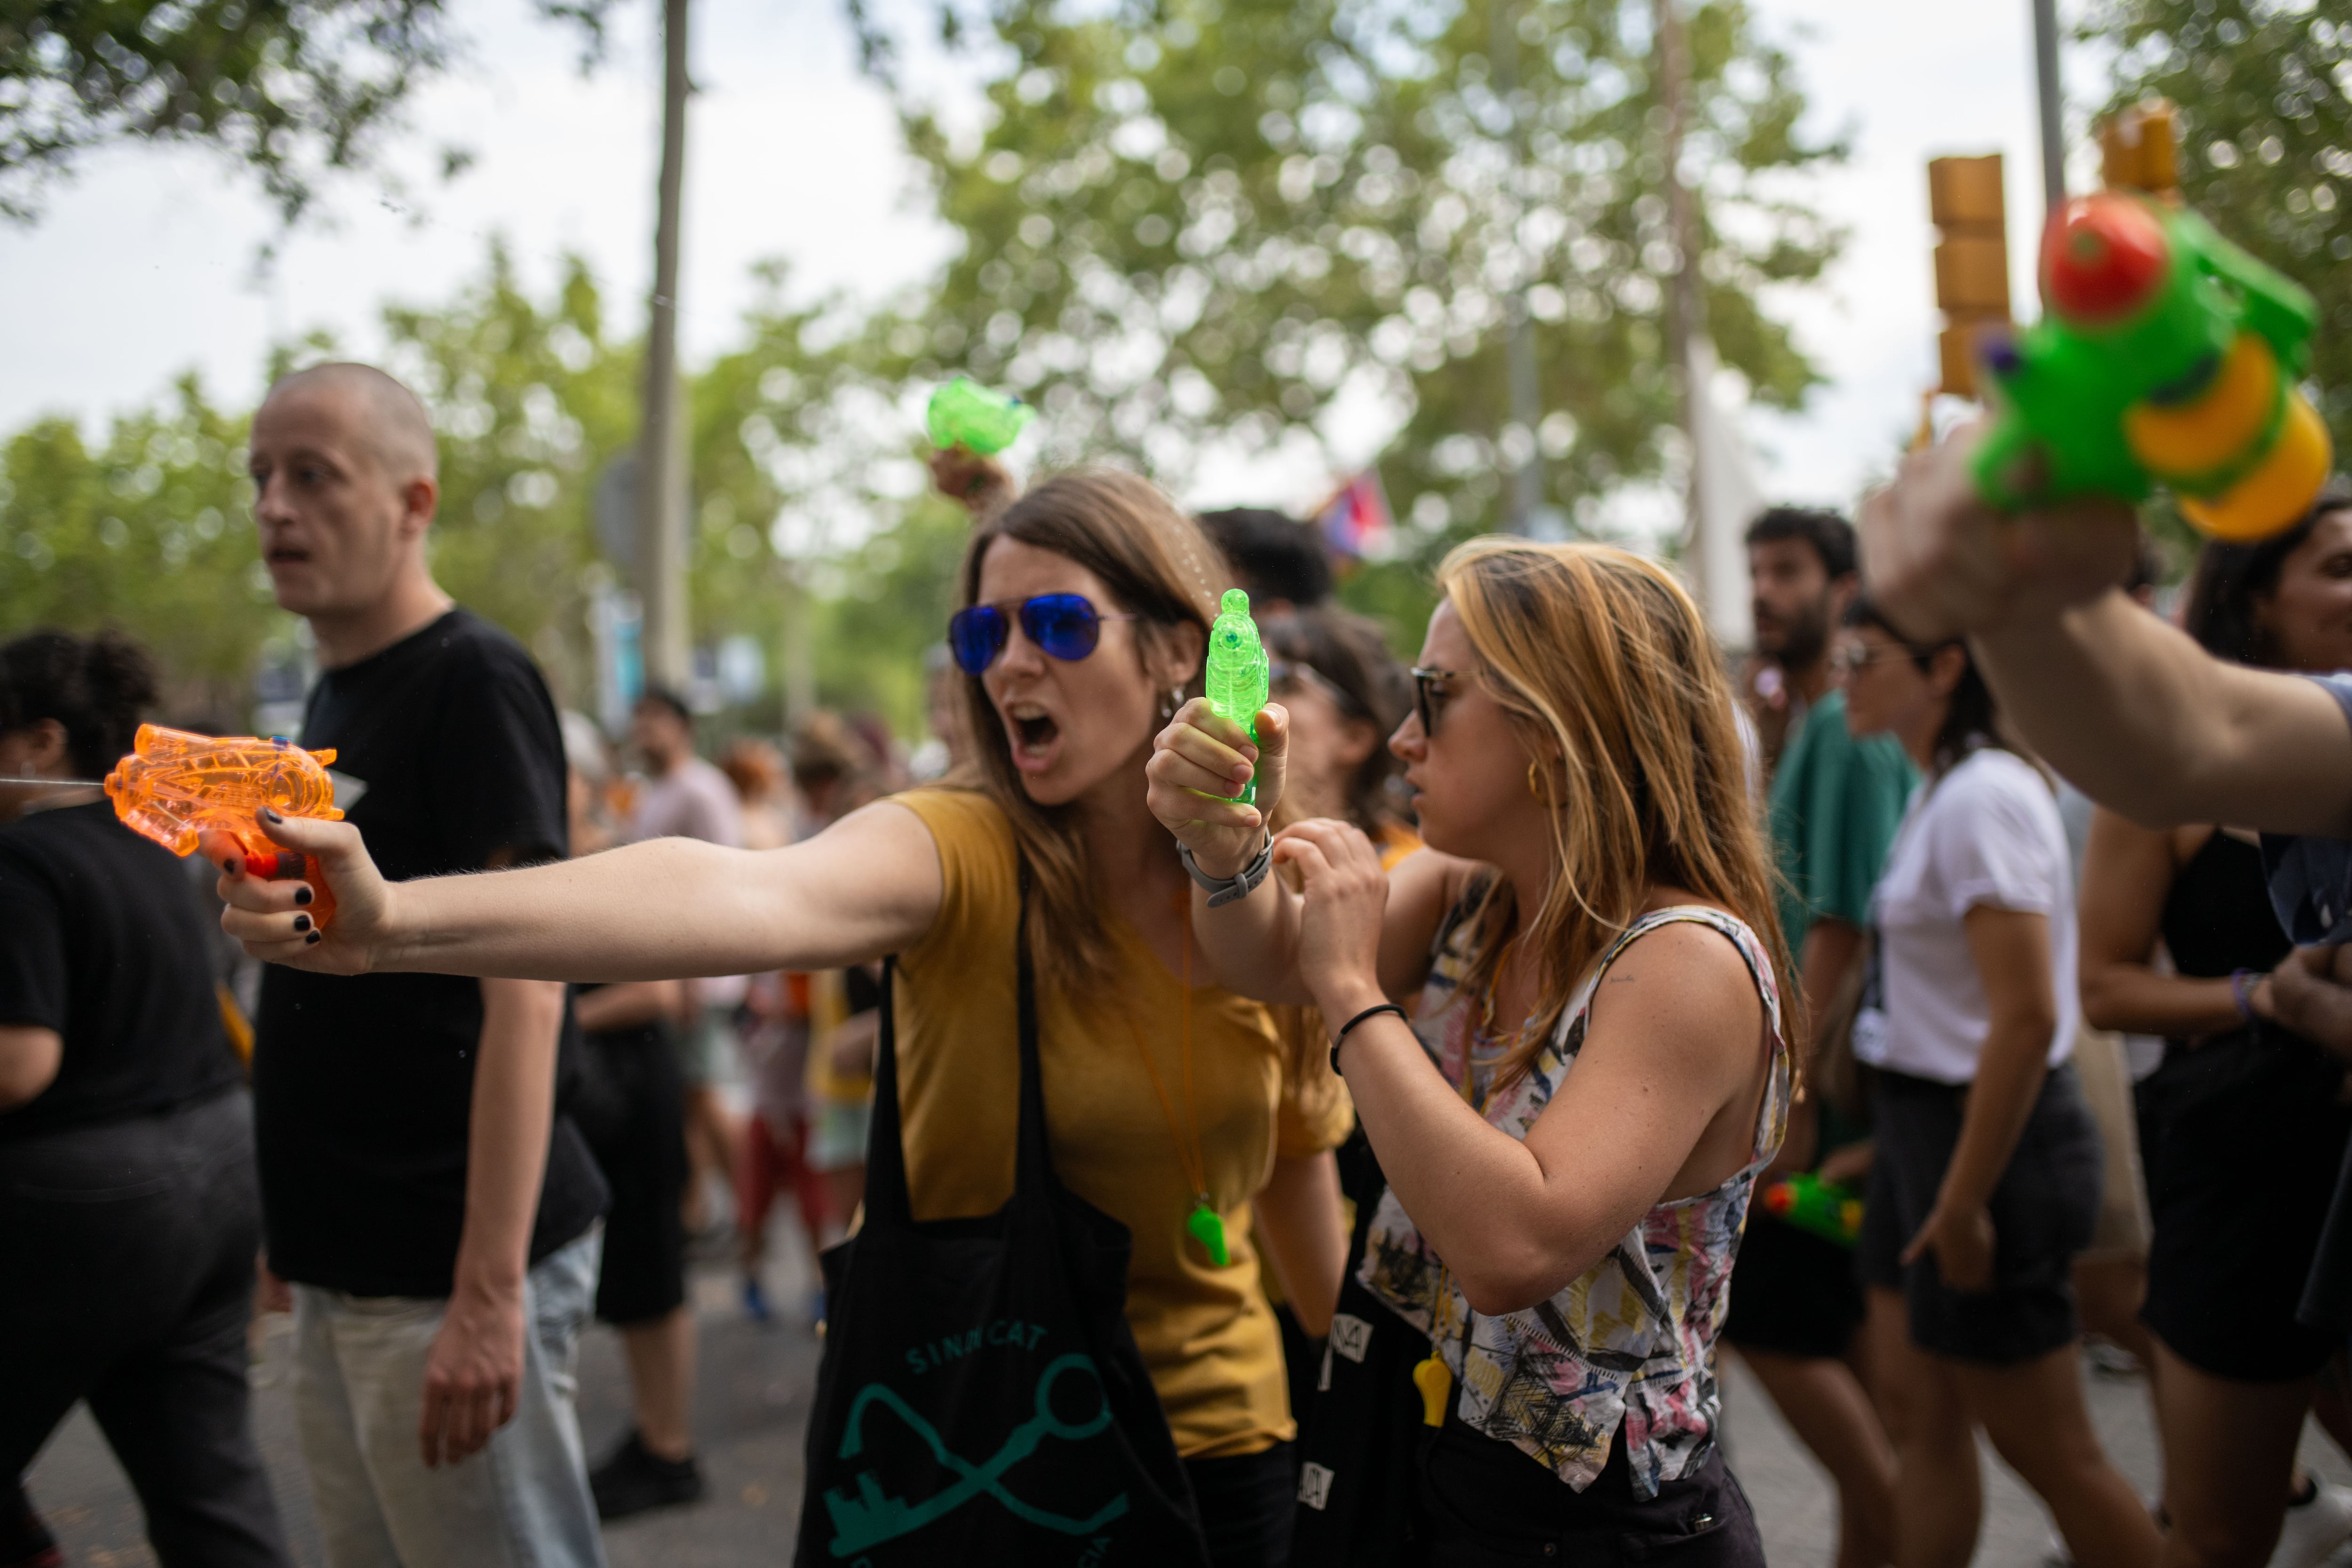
[1357,904,1790,1498]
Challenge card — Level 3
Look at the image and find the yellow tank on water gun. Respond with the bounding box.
[1972,101,2332,541]
[106,724,345,926]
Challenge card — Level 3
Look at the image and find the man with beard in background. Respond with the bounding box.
[1724,505,1917,1568]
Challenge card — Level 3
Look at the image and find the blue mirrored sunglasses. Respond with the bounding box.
[947,593,1141,674]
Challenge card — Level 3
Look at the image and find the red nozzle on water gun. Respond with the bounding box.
[1760,1171,1864,1249]
[104,724,345,928]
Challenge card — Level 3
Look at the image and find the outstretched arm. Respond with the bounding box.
[208,797,944,980]
[1859,424,2352,836]
[1975,596,2352,836]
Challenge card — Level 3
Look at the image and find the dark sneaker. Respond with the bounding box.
[590,1431,706,1521]
[0,1480,61,1568]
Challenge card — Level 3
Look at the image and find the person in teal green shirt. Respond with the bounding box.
[1771,686,1917,965]
[1729,507,1916,1568]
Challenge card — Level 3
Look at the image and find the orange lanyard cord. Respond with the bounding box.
[1122,886,1210,1205]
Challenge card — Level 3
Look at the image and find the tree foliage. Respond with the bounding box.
[0,376,270,717]
[682,270,971,730]
[0,247,969,735]
[890,0,1842,538]
[0,0,614,225]
[2083,0,2352,452]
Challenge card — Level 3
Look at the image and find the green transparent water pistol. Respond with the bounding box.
[1203,589,1269,808]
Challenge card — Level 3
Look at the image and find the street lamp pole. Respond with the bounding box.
[2031,0,2067,216]
[636,0,693,689]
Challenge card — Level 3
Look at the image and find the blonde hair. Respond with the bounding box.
[1437,538,1800,1084]
[954,470,1226,999]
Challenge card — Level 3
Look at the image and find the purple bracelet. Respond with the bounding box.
[2230,968,2262,1024]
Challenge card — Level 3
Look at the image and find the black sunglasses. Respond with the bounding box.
[948,593,1140,675]
[1409,667,1464,736]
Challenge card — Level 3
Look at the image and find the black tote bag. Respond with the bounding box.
[793,885,1212,1567]
[1289,1146,1434,1568]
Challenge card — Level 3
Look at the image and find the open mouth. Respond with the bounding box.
[266,546,310,567]
[1004,706,1060,770]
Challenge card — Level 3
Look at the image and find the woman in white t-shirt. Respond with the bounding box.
[1840,599,2158,1568]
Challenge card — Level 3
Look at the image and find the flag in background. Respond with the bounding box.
[1317,470,1394,561]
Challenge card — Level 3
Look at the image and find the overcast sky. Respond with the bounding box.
[0,0,2090,518]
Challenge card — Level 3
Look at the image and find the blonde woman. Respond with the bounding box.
[1149,540,1794,1563]
[210,472,1350,1568]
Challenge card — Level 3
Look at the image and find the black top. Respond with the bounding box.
[2162,829,2294,982]
[0,801,242,1142]
[253,609,607,1297]
[2269,674,2352,1334]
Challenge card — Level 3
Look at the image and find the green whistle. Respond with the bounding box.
[925,377,1034,455]
[1204,589,1269,808]
[1186,1201,1230,1267]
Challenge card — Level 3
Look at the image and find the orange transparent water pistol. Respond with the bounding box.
[106,724,344,927]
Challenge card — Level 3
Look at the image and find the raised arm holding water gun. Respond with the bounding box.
[1858,109,2352,1377]
[925,377,1029,516]
[1866,103,2352,845]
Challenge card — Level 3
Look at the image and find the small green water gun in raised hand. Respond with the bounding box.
[1759,1171,1863,1248]
[1203,589,1269,808]
[925,377,1034,455]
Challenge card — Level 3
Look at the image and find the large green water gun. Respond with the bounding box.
[1971,188,2331,541]
[1758,1172,1862,1248]
[1204,589,1269,808]
[925,377,1034,455]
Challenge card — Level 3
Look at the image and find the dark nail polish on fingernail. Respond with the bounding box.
[261,807,283,823]
[294,886,312,906]
[305,931,321,945]
[225,859,242,876]
[293,914,311,933]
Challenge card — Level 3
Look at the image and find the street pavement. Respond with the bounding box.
[28,1253,2352,1567]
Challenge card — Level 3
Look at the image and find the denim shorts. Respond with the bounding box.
[1859,1061,2101,1365]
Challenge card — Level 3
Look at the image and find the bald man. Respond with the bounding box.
[245,365,612,1568]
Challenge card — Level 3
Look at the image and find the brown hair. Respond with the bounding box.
[720,738,786,802]
[1260,606,1412,833]
[1437,539,1800,1084]
[954,470,1226,998]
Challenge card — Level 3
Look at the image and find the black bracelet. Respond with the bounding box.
[1329,1002,1408,1075]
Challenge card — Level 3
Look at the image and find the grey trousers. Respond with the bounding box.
[291,1227,607,1568]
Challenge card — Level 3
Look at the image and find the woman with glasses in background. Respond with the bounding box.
[1259,608,1416,866]
[1839,600,2156,1568]
[206,470,1351,1568]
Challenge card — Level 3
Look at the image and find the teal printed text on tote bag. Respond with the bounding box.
[824,1351,1130,1557]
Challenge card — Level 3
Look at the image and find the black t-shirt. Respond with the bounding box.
[253,608,608,1297]
[0,801,242,1142]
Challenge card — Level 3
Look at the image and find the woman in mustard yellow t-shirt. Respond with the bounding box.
[213,470,1351,1568]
